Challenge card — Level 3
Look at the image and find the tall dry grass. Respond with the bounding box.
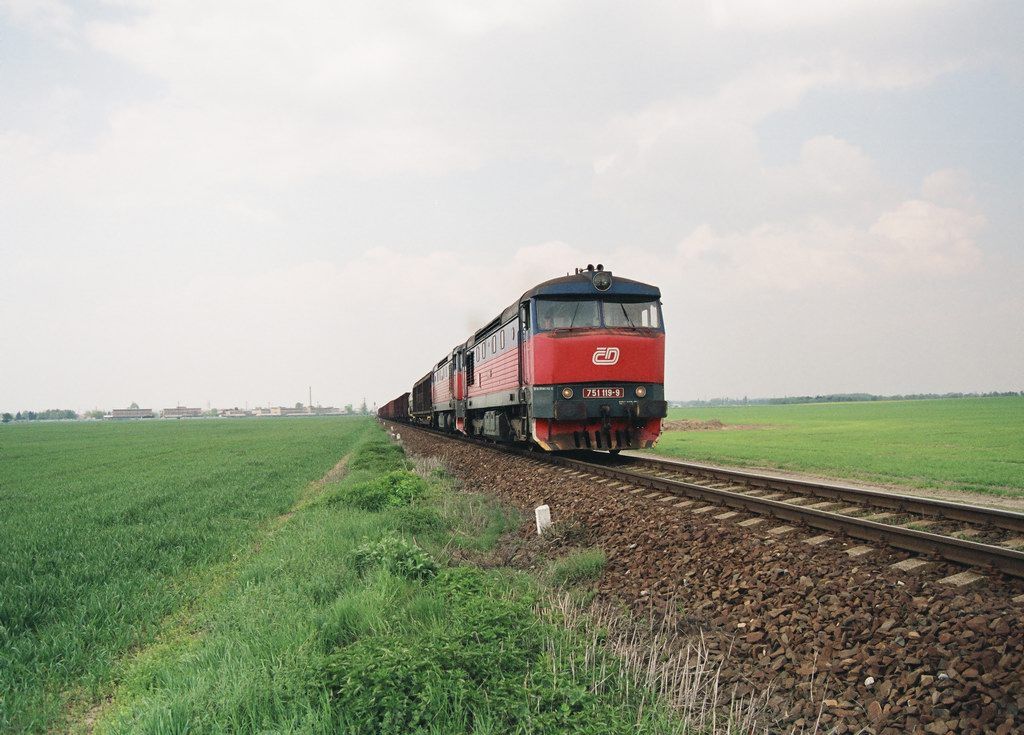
[541,593,827,734]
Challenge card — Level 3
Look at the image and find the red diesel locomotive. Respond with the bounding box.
[380,265,667,451]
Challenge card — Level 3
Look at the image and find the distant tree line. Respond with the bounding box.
[672,391,1023,408]
[2,405,364,422]
[2,409,80,422]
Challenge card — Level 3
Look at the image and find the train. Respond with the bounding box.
[378,265,666,452]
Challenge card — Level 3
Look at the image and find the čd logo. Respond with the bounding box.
[592,347,620,365]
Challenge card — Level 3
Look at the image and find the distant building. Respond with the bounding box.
[312,406,343,415]
[161,406,202,419]
[270,406,309,416]
[108,408,155,419]
[228,406,346,418]
[219,408,254,418]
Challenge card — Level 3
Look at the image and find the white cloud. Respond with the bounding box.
[921,168,976,209]
[705,0,911,32]
[675,169,985,293]
[869,199,984,276]
[427,0,566,35]
[585,53,958,229]
[1,0,75,45]
[789,135,878,197]
[677,219,863,293]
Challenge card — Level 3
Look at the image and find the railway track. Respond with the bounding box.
[387,421,1024,580]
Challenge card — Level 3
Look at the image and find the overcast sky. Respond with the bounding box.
[1,1,1022,412]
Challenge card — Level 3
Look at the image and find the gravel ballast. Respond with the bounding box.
[393,424,1024,735]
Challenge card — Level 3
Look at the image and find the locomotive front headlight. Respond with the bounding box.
[592,271,612,291]
[635,386,647,398]
[562,387,574,399]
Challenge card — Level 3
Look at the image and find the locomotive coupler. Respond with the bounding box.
[621,400,643,427]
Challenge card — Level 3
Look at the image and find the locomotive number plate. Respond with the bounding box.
[583,387,624,399]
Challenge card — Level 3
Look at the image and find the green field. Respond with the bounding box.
[654,397,1024,496]
[0,418,369,732]
[2,418,688,734]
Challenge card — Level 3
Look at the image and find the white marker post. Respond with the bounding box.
[535,504,552,535]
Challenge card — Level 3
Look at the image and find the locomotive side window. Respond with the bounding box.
[500,330,505,350]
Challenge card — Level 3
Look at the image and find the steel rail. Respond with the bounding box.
[545,453,1024,579]
[607,454,1024,533]
[385,421,1024,579]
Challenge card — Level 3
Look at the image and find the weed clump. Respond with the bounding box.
[318,593,376,649]
[353,536,438,581]
[326,470,427,511]
[387,503,449,535]
[550,548,606,587]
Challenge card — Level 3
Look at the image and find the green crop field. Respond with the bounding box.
[0,417,371,732]
[653,397,1024,497]
[2,417,691,734]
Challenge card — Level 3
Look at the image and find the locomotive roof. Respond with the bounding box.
[520,270,660,300]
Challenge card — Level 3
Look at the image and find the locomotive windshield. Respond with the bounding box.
[535,297,661,331]
[536,299,601,330]
[602,299,660,329]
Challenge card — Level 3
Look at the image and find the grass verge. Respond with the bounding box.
[655,397,1024,497]
[94,425,695,734]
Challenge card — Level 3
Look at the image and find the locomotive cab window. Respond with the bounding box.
[602,299,662,329]
[535,298,601,331]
